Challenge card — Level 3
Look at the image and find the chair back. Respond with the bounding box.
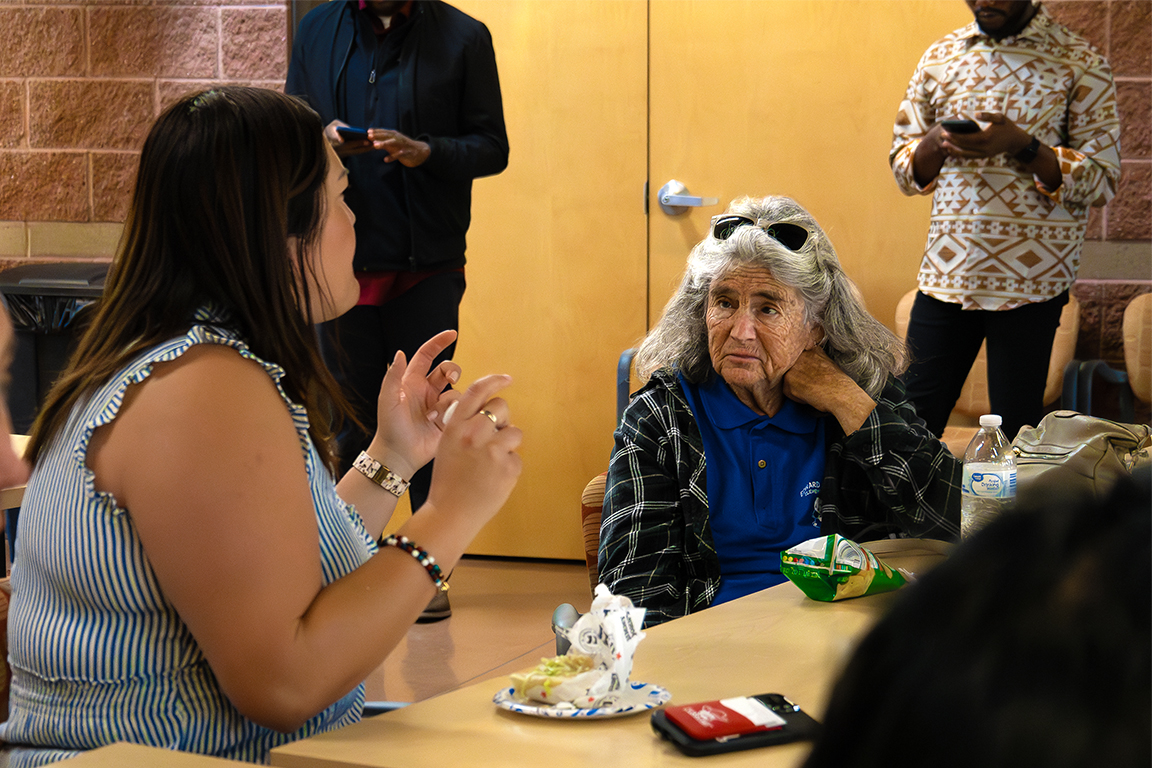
[580,473,607,594]
[1123,293,1152,404]
[1045,295,1081,407]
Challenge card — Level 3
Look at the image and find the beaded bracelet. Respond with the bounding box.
[381,534,449,593]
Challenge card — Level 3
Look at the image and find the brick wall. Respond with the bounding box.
[1046,2,1151,421]
[0,1,287,263]
[1048,0,1151,241]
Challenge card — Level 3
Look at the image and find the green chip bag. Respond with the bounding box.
[780,534,909,602]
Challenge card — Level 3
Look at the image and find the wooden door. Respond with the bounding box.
[648,0,971,326]
[423,1,649,559]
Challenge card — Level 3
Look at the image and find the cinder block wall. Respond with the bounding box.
[1047,0,1150,241]
[0,1,287,264]
[1044,1,1152,420]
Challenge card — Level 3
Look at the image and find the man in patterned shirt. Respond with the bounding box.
[890,0,1120,441]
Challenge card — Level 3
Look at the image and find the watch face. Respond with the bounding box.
[1016,136,1039,163]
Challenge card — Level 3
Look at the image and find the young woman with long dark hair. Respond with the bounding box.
[0,86,521,764]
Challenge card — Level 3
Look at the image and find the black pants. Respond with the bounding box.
[902,290,1068,442]
[319,270,466,512]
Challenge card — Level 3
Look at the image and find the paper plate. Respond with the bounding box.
[493,682,671,719]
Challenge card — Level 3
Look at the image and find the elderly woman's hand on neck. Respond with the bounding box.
[704,263,875,432]
[782,347,877,435]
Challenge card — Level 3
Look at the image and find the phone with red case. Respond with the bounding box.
[651,693,821,756]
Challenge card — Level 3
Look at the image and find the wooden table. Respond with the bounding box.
[271,539,949,768]
[51,743,250,766]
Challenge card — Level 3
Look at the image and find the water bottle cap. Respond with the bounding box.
[979,414,1003,427]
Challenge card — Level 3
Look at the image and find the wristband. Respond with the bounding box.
[1014,135,1041,165]
[352,451,409,497]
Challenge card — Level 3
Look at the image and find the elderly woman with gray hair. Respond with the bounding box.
[599,196,960,626]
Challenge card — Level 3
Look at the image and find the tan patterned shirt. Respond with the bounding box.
[890,6,1120,311]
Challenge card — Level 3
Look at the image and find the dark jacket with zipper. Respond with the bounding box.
[286,1,509,272]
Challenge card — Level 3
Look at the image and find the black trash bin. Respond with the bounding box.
[0,262,108,434]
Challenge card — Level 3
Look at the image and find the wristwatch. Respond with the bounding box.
[352,451,410,497]
[1014,135,1041,165]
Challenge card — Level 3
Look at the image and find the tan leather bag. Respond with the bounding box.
[1013,410,1152,497]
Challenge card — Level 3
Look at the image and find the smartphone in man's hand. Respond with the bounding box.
[335,125,371,141]
[940,119,980,134]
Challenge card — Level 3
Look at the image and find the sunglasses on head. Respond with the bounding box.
[709,214,810,252]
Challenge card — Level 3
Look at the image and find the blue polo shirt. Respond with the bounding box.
[680,374,825,606]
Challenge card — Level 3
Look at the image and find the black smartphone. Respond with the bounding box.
[650,692,821,757]
[940,119,980,134]
[335,125,370,141]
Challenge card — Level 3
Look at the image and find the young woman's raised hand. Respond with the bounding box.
[368,330,462,480]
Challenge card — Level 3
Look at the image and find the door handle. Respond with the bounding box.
[657,180,719,216]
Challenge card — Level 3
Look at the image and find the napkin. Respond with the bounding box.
[513,584,647,708]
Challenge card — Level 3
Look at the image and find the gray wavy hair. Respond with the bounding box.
[634,195,906,398]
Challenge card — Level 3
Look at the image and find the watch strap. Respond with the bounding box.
[1014,135,1041,165]
[352,451,410,497]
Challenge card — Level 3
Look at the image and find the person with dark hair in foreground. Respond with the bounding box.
[0,87,521,765]
[803,469,1151,768]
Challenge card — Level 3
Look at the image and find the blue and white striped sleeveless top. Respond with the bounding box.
[0,312,377,765]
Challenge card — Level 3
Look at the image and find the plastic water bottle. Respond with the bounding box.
[961,414,1016,539]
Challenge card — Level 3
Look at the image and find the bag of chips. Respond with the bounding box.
[780,534,910,602]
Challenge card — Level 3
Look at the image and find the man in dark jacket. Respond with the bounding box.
[287,0,509,620]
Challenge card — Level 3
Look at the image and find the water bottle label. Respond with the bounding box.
[963,469,1016,499]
